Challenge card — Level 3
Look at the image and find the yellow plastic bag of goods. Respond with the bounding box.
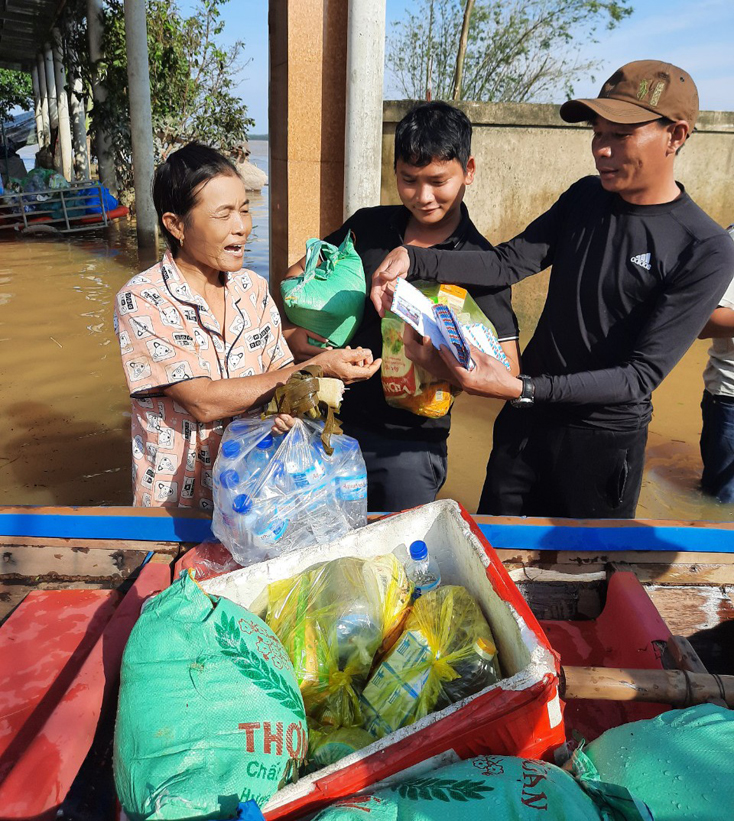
[255,555,412,729]
[360,585,501,739]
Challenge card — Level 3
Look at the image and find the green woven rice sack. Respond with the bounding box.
[281,233,366,348]
[113,571,307,820]
[577,704,734,821]
[311,755,627,821]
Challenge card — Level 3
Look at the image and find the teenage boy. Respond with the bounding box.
[372,61,734,519]
[280,101,520,512]
[698,225,734,503]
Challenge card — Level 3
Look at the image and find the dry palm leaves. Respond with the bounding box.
[264,365,344,454]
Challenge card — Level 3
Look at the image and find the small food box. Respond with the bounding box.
[201,500,565,820]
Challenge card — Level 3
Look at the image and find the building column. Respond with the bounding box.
[43,46,59,132]
[343,0,386,219]
[52,28,74,181]
[31,66,45,149]
[123,0,157,248]
[69,69,90,180]
[36,53,51,149]
[268,0,348,304]
[87,0,116,193]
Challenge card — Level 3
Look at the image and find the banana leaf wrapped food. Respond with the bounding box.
[253,554,413,729]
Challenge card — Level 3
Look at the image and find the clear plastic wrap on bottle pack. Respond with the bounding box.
[212,417,369,565]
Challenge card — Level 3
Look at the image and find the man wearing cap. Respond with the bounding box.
[370,60,734,519]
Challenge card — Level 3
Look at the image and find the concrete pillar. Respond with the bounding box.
[69,69,90,180]
[43,46,59,131]
[87,0,116,193]
[123,0,158,248]
[31,66,45,148]
[343,0,386,219]
[268,0,348,305]
[52,28,74,181]
[36,54,51,148]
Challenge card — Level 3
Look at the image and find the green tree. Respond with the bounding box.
[65,0,253,200]
[386,0,633,103]
[0,68,33,122]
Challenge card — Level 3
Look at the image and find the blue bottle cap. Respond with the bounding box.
[221,440,241,459]
[256,434,274,449]
[409,540,428,560]
[232,493,252,514]
[219,469,240,489]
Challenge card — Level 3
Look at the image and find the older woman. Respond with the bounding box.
[115,142,379,509]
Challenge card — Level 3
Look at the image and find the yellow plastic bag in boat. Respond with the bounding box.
[254,555,412,729]
[360,585,501,738]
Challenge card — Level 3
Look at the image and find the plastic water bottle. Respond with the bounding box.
[437,636,500,708]
[405,540,441,595]
[231,493,288,548]
[333,437,368,528]
[244,433,276,485]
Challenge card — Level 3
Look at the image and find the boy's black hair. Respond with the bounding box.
[153,141,239,255]
[394,101,472,171]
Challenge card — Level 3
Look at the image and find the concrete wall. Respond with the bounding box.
[382,101,734,244]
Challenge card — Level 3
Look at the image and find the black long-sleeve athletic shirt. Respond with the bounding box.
[406,177,734,430]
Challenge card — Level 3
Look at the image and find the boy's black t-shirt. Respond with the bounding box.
[405,177,734,430]
[324,203,519,441]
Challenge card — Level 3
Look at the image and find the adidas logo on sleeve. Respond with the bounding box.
[631,252,652,271]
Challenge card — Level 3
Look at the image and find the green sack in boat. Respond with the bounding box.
[113,570,307,820]
[574,704,734,821]
[281,233,366,348]
[310,755,639,821]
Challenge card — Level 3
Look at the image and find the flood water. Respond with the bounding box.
[0,140,731,522]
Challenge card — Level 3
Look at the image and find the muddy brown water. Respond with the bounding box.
[0,182,730,521]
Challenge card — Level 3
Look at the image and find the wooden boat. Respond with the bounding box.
[1,503,733,819]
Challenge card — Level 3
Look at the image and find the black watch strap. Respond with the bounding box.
[511,374,535,408]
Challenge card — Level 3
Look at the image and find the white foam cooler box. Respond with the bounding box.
[201,499,565,819]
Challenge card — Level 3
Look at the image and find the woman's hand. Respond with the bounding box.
[282,322,330,362]
[313,347,381,384]
[270,413,296,435]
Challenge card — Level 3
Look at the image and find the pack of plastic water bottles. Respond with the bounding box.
[212,417,368,566]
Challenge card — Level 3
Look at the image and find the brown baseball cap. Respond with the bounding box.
[560,60,699,127]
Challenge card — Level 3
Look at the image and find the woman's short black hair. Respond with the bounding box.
[152,141,239,254]
[394,101,472,171]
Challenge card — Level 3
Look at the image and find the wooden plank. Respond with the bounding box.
[0,581,111,624]
[497,548,734,585]
[0,535,181,553]
[0,544,164,582]
[645,585,734,675]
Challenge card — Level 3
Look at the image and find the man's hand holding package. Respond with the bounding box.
[371,246,411,316]
[438,344,523,400]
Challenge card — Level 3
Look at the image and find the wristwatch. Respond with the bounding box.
[511,375,535,408]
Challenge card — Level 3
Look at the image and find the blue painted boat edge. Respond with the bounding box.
[0,512,214,543]
[477,522,734,553]
[2,510,734,552]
